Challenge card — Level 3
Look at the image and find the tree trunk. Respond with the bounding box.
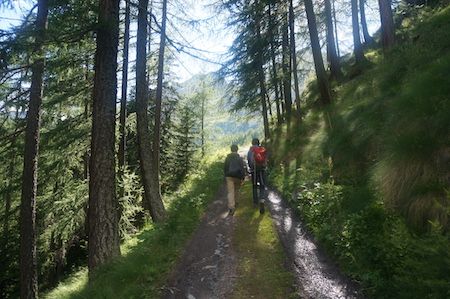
[20,0,48,297]
[268,2,282,125]
[201,92,205,158]
[266,94,273,118]
[151,0,168,221]
[118,0,131,193]
[304,0,332,105]
[136,0,166,222]
[147,0,153,84]
[281,8,292,120]
[256,12,270,140]
[88,0,121,274]
[378,0,395,50]
[324,0,342,80]
[332,0,340,58]
[289,0,302,117]
[351,0,365,63]
[360,0,374,45]
[83,58,90,239]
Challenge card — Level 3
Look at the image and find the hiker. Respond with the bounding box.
[224,144,246,216]
[247,138,267,214]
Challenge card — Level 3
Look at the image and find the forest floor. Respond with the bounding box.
[161,180,362,299]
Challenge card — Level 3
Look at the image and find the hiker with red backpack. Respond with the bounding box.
[247,138,267,214]
[224,144,246,216]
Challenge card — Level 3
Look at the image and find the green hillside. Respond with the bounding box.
[269,5,450,298]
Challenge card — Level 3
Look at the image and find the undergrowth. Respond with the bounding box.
[44,153,225,299]
[270,5,450,299]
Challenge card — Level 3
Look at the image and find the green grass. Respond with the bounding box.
[231,183,297,299]
[268,4,450,298]
[44,154,225,299]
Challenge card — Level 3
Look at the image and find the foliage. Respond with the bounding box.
[44,153,225,299]
[269,4,450,298]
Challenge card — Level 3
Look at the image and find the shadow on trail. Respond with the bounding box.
[266,189,364,299]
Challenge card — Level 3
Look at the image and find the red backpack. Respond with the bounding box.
[252,146,267,166]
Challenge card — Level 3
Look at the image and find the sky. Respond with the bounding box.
[0,0,381,83]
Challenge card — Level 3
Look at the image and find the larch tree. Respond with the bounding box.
[135,0,166,222]
[332,0,340,58]
[324,0,342,80]
[118,0,131,199]
[303,0,332,105]
[359,0,375,45]
[152,0,168,221]
[378,0,395,50]
[267,1,282,124]
[19,0,48,297]
[88,0,121,274]
[289,0,302,117]
[255,4,270,140]
[281,5,292,119]
[351,0,366,63]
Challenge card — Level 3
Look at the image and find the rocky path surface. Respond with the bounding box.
[267,190,363,299]
[162,183,237,299]
[161,181,363,299]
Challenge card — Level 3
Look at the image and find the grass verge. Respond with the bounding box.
[231,183,297,299]
[44,155,224,299]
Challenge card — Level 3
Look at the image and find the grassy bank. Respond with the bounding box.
[45,154,225,299]
[270,5,450,298]
[231,183,296,299]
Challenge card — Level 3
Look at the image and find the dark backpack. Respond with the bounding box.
[227,155,244,179]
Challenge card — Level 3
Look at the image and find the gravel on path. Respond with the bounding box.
[267,190,364,299]
[162,183,237,299]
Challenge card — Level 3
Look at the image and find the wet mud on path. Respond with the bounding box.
[162,182,237,299]
[267,189,364,299]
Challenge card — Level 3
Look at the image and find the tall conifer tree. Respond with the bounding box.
[88,0,121,273]
[19,0,48,297]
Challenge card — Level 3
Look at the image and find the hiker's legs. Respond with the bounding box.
[258,170,266,203]
[251,171,258,204]
[226,177,236,209]
[233,178,241,206]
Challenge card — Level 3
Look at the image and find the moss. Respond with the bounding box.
[231,184,296,299]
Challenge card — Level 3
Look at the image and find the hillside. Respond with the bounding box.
[178,73,263,148]
[269,4,450,298]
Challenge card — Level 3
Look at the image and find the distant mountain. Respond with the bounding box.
[178,72,263,147]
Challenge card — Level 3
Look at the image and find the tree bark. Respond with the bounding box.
[289,0,302,117]
[255,11,270,140]
[304,0,332,105]
[88,0,121,274]
[281,8,292,120]
[268,2,282,124]
[19,0,48,297]
[378,0,395,50]
[152,0,168,221]
[351,0,365,63]
[359,0,374,45]
[325,0,342,80]
[136,0,166,222]
[118,0,131,190]
[201,89,205,158]
[332,0,340,58]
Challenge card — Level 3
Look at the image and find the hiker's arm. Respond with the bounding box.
[240,157,247,177]
[224,157,229,176]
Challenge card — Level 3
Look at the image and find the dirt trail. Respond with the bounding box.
[162,181,363,299]
[162,183,237,299]
[267,190,363,299]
